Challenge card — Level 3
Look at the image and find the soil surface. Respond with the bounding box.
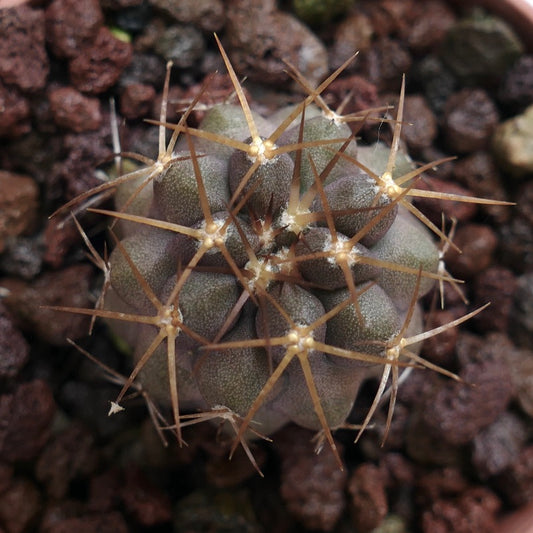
[0,1,532,532]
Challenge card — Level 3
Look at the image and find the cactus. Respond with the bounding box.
[50,37,510,473]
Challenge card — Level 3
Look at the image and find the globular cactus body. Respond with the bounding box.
[102,90,442,463]
[53,38,509,470]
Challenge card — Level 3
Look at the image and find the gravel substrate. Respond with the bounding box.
[0,1,532,532]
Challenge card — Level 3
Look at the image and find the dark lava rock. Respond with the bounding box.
[153,24,205,69]
[0,306,29,379]
[499,55,533,111]
[510,272,533,348]
[150,0,225,32]
[471,266,517,333]
[412,54,457,115]
[36,423,99,499]
[443,89,499,153]
[472,412,528,479]
[440,12,524,86]
[0,380,56,462]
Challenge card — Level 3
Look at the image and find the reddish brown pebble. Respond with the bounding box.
[437,280,469,309]
[378,93,438,154]
[69,27,132,94]
[348,463,388,532]
[149,85,184,124]
[325,75,379,116]
[179,73,252,125]
[49,87,102,132]
[444,224,498,279]
[1,265,94,345]
[0,80,30,138]
[36,424,99,499]
[330,13,374,69]
[88,469,122,513]
[379,452,415,488]
[453,151,510,223]
[362,0,415,38]
[421,487,501,533]
[443,89,499,153]
[399,0,456,52]
[225,0,327,86]
[405,408,463,466]
[375,402,410,451]
[362,38,413,92]
[205,443,267,488]
[0,461,13,494]
[0,380,56,462]
[401,94,438,152]
[43,217,84,269]
[120,83,156,120]
[416,467,469,504]
[419,146,455,181]
[422,353,513,446]
[397,367,442,406]
[0,5,49,92]
[454,330,492,367]
[45,0,103,59]
[275,426,346,532]
[0,478,42,533]
[0,307,29,379]
[0,171,39,253]
[120,467,172,527]
[472,266,517,332]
